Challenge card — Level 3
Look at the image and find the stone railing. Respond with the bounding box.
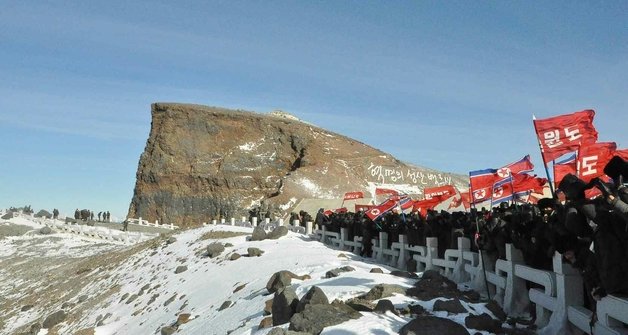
[27,216,157,245]
[312,226,628,335]
[126,217,179,230]
[202,217,313,235]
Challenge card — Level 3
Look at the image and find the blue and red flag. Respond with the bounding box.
[469,168,497,203]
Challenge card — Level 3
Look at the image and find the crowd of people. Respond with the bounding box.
[73,209,111,222]
[301,156,628,320]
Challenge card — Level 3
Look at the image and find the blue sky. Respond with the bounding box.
[1,1,626,219]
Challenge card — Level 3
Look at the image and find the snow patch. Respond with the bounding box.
[279,197,298,211]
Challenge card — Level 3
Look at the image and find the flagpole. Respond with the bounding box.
[532,115,556,197]
[508,171,516,208]
[468,179,492,301]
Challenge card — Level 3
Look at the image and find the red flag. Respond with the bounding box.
[412,200,434,218]
[343,192,364,200]
[413,195,448,216]
[366,198,397,221]
[470,186,492,204]
[616,149,628,161]
[496,155,535,178]
[460,192,471,209]
[534,110,598,163]
[355,204,374,212]
[469,169,498,203]
[512,174,547,194]
[553,158,576,189]
[448,196,463,210]
[375,188,398,196]
[423,185,457,200]
[577,142,617,182]
[528,194,540,204]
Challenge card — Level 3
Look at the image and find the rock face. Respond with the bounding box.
[128,103,466,226]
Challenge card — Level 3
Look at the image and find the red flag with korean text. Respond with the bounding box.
[423,185,457,200]
[534,110,598,163]
[577,142,617,183]
[343,192,364,200]
[375,188,398,196]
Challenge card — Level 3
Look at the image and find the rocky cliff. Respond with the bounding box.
[128,103,467,225]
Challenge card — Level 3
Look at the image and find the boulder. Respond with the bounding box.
[359,284,406,301]
[289,302,361,334]
[433,299,467,314]
[229,253,241,260]
[42,310,67,328]
[267,226,289,239]
[247,247,264,257]
[258,316,273,329]
[266,271,293,294]
[399,316,470,335]
[374,299,396,314]
[272,287,299,326]
[295,286,329,313]
[389,270,419,279]
[465,313,502,333]
[160,326,177,335]
[369,268,384,274]
[176,313,191,325]
[251,226,267,241]
[264,298,273,315]
[324,266,355,278]
[218,300,232,311]
[344,297,375,312]
[207,243,225,258]
[174,265,188,274]
[166,237,177,244]
[39,227,53,235]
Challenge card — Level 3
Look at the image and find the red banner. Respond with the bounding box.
[513,174,547,194]
[413,195,448,216]
[534,110,598,163]
[423,185,457,200]
[616,149,628,161]
[375,188,399,196]
[366,198,397,221]
[577,142,617,182]
[554,161,577,189]
[497,155,535,178]
[470,186,492,204]
[343,192,364,200]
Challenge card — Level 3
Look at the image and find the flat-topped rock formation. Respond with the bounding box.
[128,103,466,226]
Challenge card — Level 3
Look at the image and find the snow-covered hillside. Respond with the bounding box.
[1,217,534,335]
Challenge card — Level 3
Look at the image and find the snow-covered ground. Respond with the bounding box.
[0,216,533,335]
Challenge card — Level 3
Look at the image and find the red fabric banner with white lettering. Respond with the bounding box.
[577,142,617,182]
[534,110,598,163]
[375,188,398,196]
[343,192,364,200]
[423,185,457,200]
